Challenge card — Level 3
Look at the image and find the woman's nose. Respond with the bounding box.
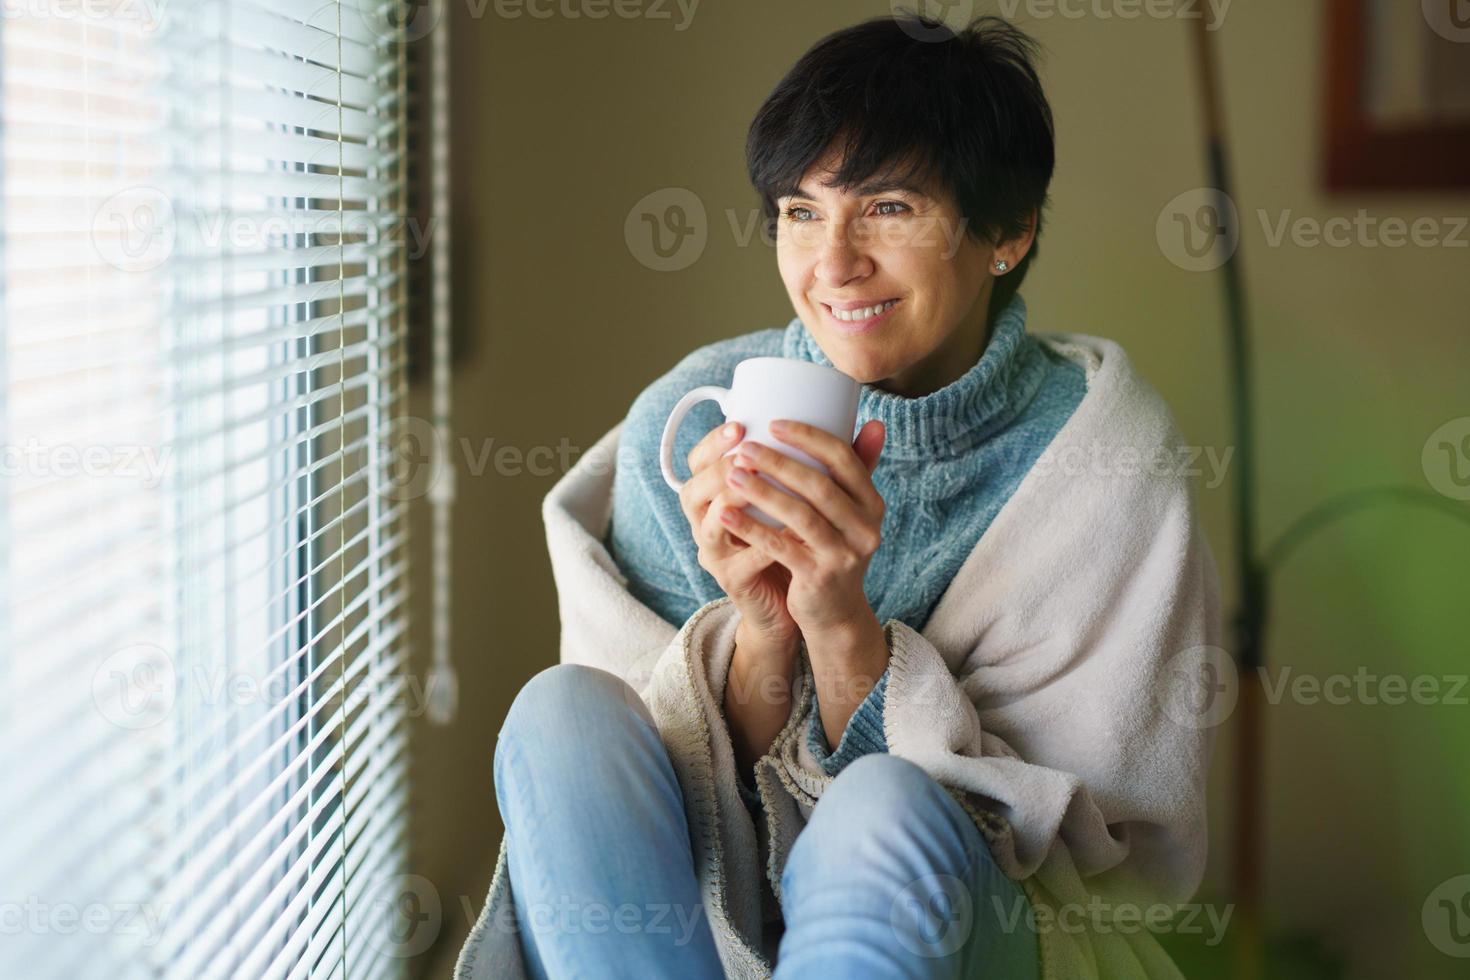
[813,219,874,286]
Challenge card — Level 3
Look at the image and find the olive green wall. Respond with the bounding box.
[410,2,1470,976]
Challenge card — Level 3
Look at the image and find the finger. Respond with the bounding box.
[698,488,756,556]
[852,420,886,475]
[717,496,813,574]
[729,442,873,553]
[768,419,885,514]
[685,420,744,478]
[719,537,781,584]
[723,469,833,571]
[681,457,753,530]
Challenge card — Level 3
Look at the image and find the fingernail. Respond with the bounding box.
[768,420,786,434]
[720,507,739,524]
[727,468,749,485]
[723,422,739,439]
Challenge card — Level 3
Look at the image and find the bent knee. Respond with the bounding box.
[825,753,941,809]
[503,663,649,735]
[784,756,991,901]
[804,754,974,851]
[496,663,653,771]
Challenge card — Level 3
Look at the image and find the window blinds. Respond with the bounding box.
[1,2,418,977]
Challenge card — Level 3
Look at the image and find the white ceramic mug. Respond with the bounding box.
[659,357,861,529]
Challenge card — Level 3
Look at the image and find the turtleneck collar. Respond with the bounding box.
[781,293,1044,461]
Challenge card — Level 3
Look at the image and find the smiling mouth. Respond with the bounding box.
[822,299,901,324]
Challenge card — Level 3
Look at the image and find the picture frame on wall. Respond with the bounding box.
[1324,0,1470,191]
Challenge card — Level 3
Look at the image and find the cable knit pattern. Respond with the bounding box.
[606,294,1085,806]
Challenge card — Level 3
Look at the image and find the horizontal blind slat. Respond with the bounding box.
[0,0,413,976]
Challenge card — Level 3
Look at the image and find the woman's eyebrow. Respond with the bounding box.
[785,180,930,202]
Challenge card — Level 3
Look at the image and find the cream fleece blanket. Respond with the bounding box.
[454,333,1222,980]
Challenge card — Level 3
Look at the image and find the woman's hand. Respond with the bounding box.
[720,419,887,639]
[677,421,800,651]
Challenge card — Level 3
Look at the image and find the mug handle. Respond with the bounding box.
[660,385,730,492]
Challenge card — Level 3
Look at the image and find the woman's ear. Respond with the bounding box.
[994,208,1039,270]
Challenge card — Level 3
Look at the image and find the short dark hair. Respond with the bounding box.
[745,10,1055,318]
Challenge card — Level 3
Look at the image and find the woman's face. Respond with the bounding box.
[775,150,1031,396]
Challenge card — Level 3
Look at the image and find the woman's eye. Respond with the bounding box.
[780,201,907,222]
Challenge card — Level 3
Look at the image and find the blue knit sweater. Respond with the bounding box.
[604,294,1086,810]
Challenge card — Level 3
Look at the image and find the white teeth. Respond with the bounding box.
[830,300,896,322]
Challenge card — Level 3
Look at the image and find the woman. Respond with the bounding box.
[458,11,1220,980]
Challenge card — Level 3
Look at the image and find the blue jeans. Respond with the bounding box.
[495,663,1040,979]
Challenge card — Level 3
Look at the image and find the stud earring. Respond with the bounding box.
[994,259,1009,273]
